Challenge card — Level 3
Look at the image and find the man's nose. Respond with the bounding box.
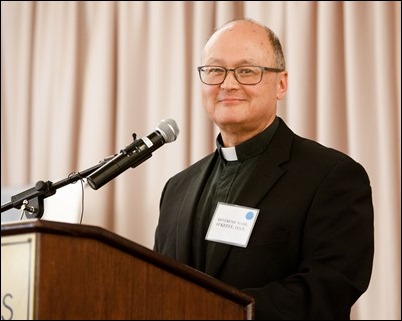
[221,70,240,88]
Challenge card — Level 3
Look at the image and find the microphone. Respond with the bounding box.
[87,118,179,190]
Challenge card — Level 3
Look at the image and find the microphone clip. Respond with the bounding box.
[120,133,138,155]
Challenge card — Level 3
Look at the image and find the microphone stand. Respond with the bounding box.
[1,157,114,219]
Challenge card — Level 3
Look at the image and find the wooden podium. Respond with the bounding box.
[1,220,254,320]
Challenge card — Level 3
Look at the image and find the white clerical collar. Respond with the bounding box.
[220,146,238,161]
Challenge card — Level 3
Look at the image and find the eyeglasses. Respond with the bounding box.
[197,65,284,85]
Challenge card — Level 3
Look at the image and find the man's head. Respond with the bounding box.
[199,19,288,146]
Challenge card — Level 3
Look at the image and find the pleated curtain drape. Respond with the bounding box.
[1,1,400,319]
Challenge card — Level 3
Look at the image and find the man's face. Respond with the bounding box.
[201,21,287,146]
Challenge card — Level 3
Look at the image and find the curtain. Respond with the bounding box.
[1,1,400,319]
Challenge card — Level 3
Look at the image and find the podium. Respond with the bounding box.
[1,220,254,320]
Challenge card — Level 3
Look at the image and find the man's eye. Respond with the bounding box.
[237,68,254,74]
[209,68,224,74]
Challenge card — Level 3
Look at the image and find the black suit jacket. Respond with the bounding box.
[154,118,374,320]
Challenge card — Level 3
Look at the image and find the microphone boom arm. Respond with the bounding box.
[1,118,179,218]
[1,157,114,218]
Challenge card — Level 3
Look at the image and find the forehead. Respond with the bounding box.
[202,22,272,64]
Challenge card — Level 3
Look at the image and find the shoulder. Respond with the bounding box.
[277,117,358,164]
[276,118,369,181]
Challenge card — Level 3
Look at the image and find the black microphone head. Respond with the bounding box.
[156,119,179,143]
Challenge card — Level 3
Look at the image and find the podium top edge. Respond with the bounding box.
[1,219,255,309]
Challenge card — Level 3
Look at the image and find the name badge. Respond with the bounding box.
[205,202,259,247]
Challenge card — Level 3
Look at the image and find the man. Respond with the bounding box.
[154,18,374,320]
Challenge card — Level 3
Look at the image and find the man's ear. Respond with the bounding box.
[277,71,288,100]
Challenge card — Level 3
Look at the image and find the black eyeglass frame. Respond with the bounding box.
[197,65,285,85]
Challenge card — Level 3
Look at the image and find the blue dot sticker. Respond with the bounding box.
[245,211,254,220]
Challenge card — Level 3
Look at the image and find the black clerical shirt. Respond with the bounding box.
[191,117,280,272]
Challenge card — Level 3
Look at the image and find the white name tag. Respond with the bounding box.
[205,202,259,247]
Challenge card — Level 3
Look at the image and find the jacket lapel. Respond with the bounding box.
[175,153,219,263]
[205,119,294,276]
